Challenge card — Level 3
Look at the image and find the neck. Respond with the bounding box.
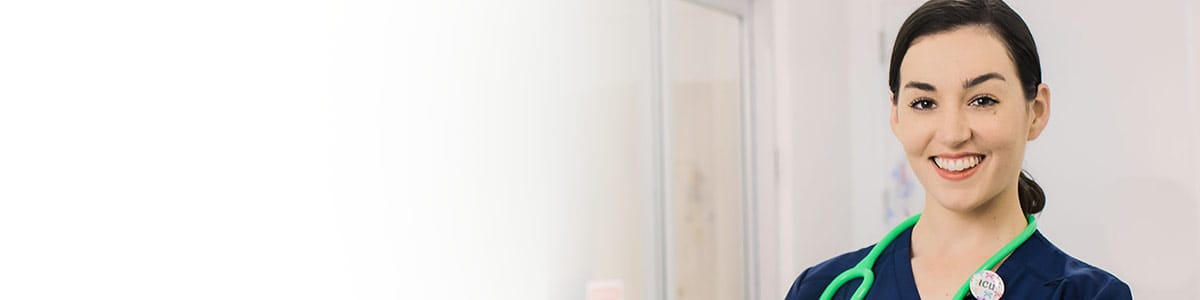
[910,188,1028,259]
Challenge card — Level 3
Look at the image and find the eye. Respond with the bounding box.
[909,98,936,110]
[969,95,999,107]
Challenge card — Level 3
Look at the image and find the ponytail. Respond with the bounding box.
[1017,170,1045,214]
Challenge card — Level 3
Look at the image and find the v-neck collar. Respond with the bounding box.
[892,227,922,299]
[890,227,1046,300]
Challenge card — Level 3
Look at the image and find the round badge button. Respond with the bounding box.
[969,270,1005,300]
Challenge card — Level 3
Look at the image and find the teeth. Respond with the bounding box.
[934,155,982,172]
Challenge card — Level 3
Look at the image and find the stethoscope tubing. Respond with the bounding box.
[818,213,1038,300]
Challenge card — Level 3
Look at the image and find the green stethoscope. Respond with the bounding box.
[819,213,1038,300]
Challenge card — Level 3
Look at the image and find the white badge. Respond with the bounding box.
[969,270,1005,300]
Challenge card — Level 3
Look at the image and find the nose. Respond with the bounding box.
[935,108,971,147]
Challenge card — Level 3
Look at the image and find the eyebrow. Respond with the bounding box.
[964,72,1006,89]
[903,72,1007,92]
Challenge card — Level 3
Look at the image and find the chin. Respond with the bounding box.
[928,189,989,213]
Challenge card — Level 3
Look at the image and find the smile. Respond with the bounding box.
[930,154,985,181]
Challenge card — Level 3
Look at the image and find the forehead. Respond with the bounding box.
[899,26,1017,87]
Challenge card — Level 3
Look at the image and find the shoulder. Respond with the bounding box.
[784,245,874,300]
[1052,254,1132,299]
[1027,232,1133,299]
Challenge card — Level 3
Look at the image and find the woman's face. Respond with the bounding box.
[891,25,1050,213]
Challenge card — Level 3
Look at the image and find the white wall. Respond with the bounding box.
[769,0,855,296]
[0,1,661,299]
[0,0,355,298]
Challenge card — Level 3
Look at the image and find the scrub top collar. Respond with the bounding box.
[887,226,1061,299]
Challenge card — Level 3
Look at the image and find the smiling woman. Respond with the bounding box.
[784,0,1132,299]
[892,24,1045,217]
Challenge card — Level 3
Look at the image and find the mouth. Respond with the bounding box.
[929,153,985,181]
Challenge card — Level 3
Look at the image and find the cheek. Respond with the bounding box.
[972,111,1030,165]
[894,118,934,157]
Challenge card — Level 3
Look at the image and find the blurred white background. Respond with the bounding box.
[0,0,1196,299]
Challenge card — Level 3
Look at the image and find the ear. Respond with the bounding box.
[890,92,900,135]
[1026,83,1051,141]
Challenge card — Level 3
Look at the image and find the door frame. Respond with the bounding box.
[649,0,777,299]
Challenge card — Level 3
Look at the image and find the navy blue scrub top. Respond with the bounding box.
[785,227,1131,299]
